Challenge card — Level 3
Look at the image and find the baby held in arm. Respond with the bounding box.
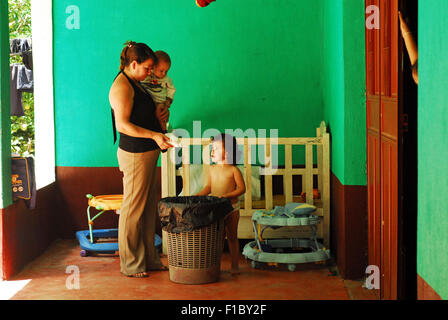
[196,134,246,275]
[141,50,176,132]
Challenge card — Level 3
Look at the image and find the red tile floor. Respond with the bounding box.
[1,239,377,300]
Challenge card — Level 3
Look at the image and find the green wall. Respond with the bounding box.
[53,0,324,167]
[417,0,448,299]
[322,0,345,183]
[321,0,366,186]
[0,1,12,208]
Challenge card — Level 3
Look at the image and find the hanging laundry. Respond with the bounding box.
[21,51,33,70]
[10,64,33,116]
[10,64,24,116]
[10,38,32,54]
[17,64,33,91]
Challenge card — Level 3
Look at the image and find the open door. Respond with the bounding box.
[366,0,382,300]
[366,0,399,300]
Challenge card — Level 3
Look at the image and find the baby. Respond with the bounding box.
[141,50,176,132]
[196,133,246,275]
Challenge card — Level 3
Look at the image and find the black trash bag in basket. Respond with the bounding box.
[158,196,233,233]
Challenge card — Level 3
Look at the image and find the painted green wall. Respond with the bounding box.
[53,0,324,167]
[0,1,12,208]
[418,0,448,300]
[322,0,345,183]
[321,0,366,186]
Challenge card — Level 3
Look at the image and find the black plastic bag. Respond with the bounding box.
[158,196,233,233]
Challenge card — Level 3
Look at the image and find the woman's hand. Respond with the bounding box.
[152,132,173,150]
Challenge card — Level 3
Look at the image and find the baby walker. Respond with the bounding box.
[76,194,161,257]
[242,204,330,271]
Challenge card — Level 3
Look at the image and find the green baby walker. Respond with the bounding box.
[242,203,330,271]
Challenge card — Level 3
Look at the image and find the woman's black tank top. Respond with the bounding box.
[111,71,163,153]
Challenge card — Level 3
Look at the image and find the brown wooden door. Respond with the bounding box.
[366,0,382,300]
[366,0,399,300]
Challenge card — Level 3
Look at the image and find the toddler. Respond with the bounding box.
[196,133,246,275]
[141,50,176,132]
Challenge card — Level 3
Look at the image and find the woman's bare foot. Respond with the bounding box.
[125,271,149,278]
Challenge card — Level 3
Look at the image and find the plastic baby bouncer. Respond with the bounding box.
[242,203,330,271]
[76,194,161,257]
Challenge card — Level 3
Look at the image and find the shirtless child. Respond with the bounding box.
[196,133,246,275]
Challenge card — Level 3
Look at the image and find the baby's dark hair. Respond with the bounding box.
[212,133,242,165]
[155,50,171,65]
[120,41,158,71]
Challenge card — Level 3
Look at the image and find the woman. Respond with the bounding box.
[109,41,172,278]
[399,11,418,85]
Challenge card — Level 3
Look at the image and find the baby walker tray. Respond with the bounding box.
[76,194,161,257]
[243,203,330,271]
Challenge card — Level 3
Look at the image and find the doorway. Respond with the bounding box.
[365,0,418,300]
[0,0,54,280]
[397,0,418,300]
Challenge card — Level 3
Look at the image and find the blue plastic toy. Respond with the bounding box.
[76,228,162,257]
[77,194,162,257]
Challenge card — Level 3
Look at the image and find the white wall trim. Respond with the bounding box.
[31,0,55,189]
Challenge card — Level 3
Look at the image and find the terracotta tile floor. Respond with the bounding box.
[2,239,377,300]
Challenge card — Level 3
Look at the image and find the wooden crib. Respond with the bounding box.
[161,121,330,249]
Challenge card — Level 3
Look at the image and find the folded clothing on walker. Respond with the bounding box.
[269,203,317,218]
[253,203,319,227]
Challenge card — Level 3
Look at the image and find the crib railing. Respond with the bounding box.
[161,121,330,247]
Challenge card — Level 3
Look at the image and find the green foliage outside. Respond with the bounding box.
[9,0,34,156]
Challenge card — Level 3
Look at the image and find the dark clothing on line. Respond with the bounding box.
[10,38,31,54]
[10,64,33,116]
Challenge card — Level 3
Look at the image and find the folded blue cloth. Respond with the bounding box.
[271,202,317,218]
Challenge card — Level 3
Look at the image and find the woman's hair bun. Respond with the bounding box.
[119,41,157,71]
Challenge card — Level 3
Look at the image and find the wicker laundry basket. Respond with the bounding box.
[159,196,232,284]
[165,218,225,284]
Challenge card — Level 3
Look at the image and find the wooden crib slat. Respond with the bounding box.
[305,144,314,204]
[182,144,191,196]
[202,144,211,187]
[264,140,273,210]
[317,127,323,198]
[168,148,177,197]
[236,137,321,145]
[261,168,319,176]
[180,137,211,146]
[244,140,252,212]
[284,144,293,204]
[161,151,168,198]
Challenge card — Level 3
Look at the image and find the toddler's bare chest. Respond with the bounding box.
[210,167,235,184]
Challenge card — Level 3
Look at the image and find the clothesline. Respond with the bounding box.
[10,51,31,56]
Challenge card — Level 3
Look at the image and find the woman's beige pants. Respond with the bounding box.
[117,148,162,276]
